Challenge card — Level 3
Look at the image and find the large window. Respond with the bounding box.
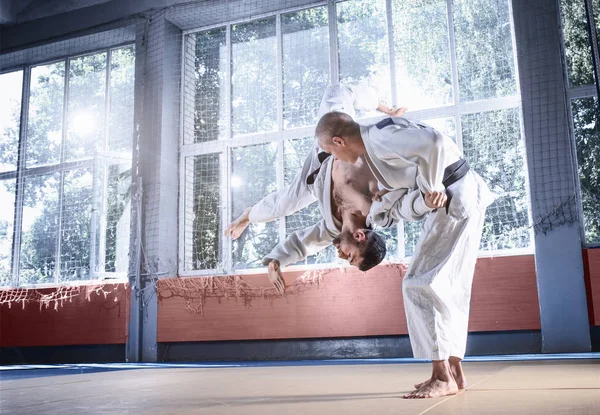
[0,45,135,286]
[561,0,600,245]
[181,0,531,275]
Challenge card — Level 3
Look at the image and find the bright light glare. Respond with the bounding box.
[71,111,96,136]
[231,176,243,188]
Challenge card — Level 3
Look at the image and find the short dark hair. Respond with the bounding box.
[315,111,358,145]
[357,230,387,272]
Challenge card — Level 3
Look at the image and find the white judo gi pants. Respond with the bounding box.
[402,170,493,360]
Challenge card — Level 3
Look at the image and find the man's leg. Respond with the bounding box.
[405,360,458,399]
[401,198,486,398]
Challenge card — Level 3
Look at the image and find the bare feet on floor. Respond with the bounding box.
[224,207,252,240]
[404,378,459,399]
[414,379,430,390]
[414,358,467,390]
[404,360,460,399]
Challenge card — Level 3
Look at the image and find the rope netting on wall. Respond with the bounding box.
[158,268,331,315]
[157,263,408,315]
[0,283,126,311]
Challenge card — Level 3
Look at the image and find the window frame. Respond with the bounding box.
[179,0,533,277]
[559,0,600,247]
[566,85,600,248]
[0,43,136,288]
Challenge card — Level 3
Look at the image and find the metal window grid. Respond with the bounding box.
[2,43,135,287]
[178,0,528,277]
[558,0,600,247]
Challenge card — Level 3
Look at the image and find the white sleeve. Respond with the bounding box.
[318,84,356,119]
[262,220,335,268]
[317,83,380,120]
[249,142,320,223]
[368,188,434,227]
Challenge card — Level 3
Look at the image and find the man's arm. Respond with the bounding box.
[368,187,447,228]
[224,142,320,239]
[248,142,320,224]
[262,220,336,295]
[263,219,335,269]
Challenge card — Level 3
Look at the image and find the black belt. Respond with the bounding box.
[442,159,470,214]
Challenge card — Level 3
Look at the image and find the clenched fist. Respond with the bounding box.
[424,191,447,209]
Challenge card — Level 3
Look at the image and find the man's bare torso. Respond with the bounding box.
[330,156,379,224]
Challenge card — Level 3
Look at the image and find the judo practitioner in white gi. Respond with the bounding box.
[315,111,495,399]
[225,84,406,295]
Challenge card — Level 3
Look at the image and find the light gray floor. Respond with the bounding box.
[1,359,599,414]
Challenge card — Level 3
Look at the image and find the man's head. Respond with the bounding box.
[315,111,364,163]
[333,229,387,272]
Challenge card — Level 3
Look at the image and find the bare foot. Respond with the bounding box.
[224,207,252,240]
[449,357,467,390]
[404,378,459,399]
[414,369,434,389]
[415,358,466,390]
[414,378,431,390]
[267,260,286,295]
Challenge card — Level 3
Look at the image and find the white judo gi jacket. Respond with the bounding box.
[365,117,495,360]
[248,84,379,268]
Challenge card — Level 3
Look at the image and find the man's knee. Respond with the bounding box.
[402,277,436,299]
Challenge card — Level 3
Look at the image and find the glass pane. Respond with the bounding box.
[0,70,23,173]
[231,18,277,136]
[453,0,517,102]
[560,0,595,87]
[60,169,93,281]
[232,143,278,269]
[337,0,391,116]
[188,28,228,144]
[462,108,531,251]
[283,137,336,265]
[0,180,16,286]
[19,173,60,285]
[378,225,399,262]
[65,52,107,161]
[109,46,135,153]
[91,158,132,274]
[572,97,600,244]
[184,154,221,271]
[282,6,330,129]
[26,62,65,167]
[392,0,453,109]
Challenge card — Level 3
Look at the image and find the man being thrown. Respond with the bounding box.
[315,111,495,399]
[224,84,406,294]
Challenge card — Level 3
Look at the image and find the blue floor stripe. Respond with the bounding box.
[1,352,598,376]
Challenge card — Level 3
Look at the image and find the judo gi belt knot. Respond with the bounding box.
[442,159,470,214]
